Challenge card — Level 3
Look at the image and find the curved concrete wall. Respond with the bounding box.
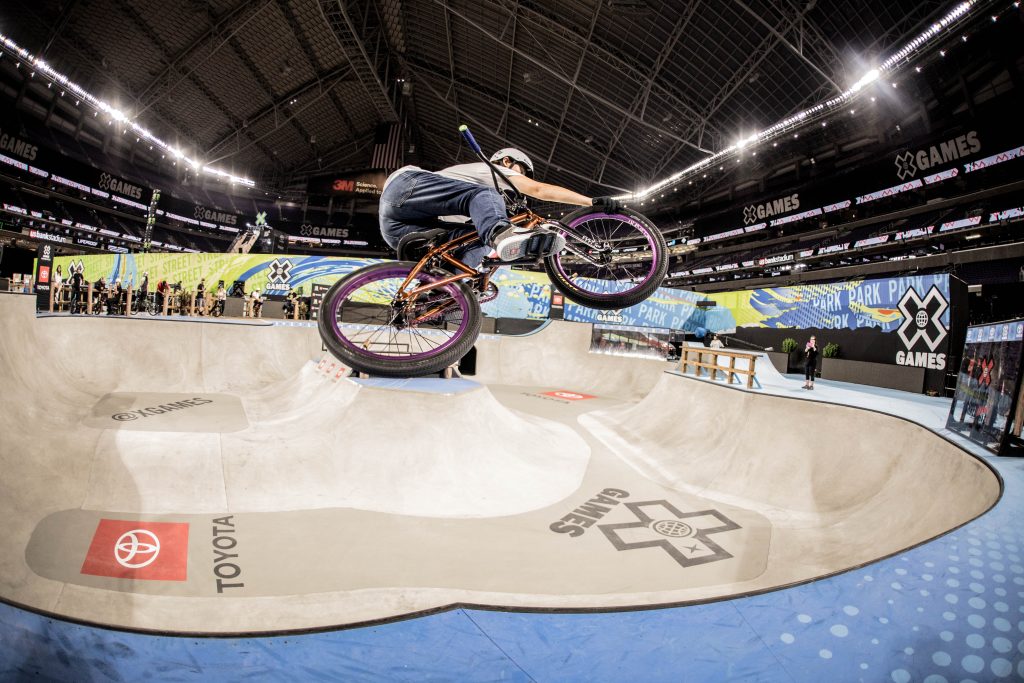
[581,373,1001,572]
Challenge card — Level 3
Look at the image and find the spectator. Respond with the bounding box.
[250,288,263,318]
[709,334,725,349]
[196,277,207,316]
[214,282,226,316]
[156,279,168,311]
[106,278,122,315]
[52,264,63,309]
[69,266,84,315]
[802,336,819,390]
[283,289,299,319]
[136,271,150,312]
[93,276,106,314]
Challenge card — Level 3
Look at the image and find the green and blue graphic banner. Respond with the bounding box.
[565,273,950,334]
[52,254,950,336]
[52,253,553,320]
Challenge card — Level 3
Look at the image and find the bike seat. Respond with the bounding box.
[397,228,449,261]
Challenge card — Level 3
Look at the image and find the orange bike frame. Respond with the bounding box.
[396,211,545,303]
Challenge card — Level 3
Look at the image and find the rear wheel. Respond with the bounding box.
[544,207,667,310]
[317,261,482,377]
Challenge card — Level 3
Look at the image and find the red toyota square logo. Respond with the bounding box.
[38,266,50,284]
[80,519,189,581]
[542,390,597,401]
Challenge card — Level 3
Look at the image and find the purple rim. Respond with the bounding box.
[326,265,470,361]
[553,212,659,299]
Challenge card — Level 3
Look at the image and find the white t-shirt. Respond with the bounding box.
[382,162,521,224]
[434,162,520,187]
[383,163,520,192]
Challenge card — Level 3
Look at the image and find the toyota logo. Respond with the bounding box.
[114,529,161,568]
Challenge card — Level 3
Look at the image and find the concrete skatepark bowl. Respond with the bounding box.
[0,292,1000,634]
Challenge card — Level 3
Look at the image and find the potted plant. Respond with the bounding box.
[782,337,800,373]
[819,342,843,378]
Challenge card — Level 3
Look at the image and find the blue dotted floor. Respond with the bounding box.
[2,379,1023,682]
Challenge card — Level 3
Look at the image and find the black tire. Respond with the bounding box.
[317,261,482,378]
[543,206,668,310]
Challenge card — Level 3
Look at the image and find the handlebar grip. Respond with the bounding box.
[459,124,483,155]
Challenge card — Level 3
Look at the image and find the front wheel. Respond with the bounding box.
[544,207,668,310]
[317,261,482,377]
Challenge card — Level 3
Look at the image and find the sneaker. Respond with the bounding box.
[491,225,533,260]
[492,225,566,261]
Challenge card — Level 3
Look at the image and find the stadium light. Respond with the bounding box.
[0,32,256,188]
[621,0,981,202]
[851,68,880,92]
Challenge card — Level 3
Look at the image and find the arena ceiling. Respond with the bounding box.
[2,0,957,195]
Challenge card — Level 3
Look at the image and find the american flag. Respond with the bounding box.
[370,123,402,170]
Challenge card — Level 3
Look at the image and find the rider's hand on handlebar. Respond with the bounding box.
[592,196,623,212]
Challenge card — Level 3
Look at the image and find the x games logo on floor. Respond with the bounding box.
[896,285,949,369]
[599,501,741,568]
[549,488,741,569]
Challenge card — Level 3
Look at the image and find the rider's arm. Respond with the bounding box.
[506,175,591,206]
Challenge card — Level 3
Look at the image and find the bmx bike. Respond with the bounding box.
[317,126,668,378]
[136,292,161,316]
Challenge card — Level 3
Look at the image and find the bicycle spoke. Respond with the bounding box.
[554,211,658,296]
[324,267,470,363]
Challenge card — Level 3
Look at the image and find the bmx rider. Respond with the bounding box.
[378,148,622,266]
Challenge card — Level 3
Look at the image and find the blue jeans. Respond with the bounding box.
[379,170,509,267]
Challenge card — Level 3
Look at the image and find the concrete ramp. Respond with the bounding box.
[474,321,669,398]
[581,372,1000,575]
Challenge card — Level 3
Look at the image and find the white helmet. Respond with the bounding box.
[489,148,534,177]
